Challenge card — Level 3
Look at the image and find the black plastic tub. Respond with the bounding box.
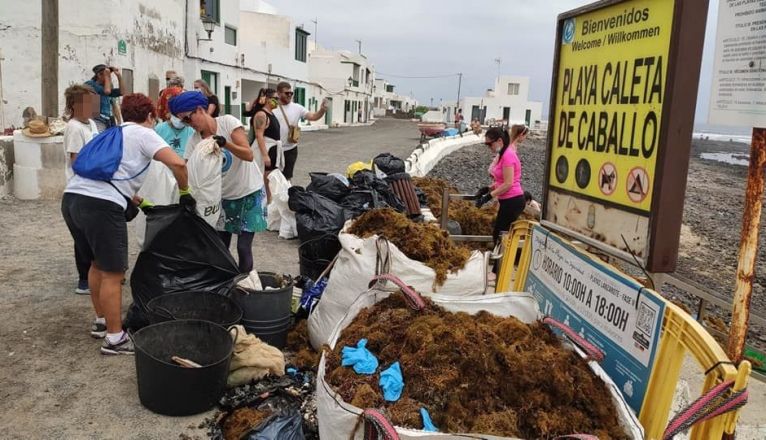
[133,319,233,416]
[146,291,242,328]
[298,235,340,281]
[232,272,293,348]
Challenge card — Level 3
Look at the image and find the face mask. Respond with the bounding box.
[170,115,186,129]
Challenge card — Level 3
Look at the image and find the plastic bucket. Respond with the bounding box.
[133,320,233,416]
[146,291,242,328]
[298,235,340,281]
[231,272,293,348]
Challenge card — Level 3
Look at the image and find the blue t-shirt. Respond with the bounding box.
[155,122,195,157]
[85,79,121,118]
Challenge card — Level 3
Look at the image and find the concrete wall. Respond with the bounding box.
[0,0,186,126]
[0,136,14,196]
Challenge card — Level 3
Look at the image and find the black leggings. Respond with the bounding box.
[218,231,255,273]
[493,195,526,244]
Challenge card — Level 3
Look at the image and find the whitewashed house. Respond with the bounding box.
[459,76,543,126]
[308,47,374,126]
[372,79,418,116]
[0,0,326,128]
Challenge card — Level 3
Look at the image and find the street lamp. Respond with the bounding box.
[198,16,216,42]
[347,76,353,87]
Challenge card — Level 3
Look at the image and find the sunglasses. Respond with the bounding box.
[283,91,294,96]
[178,112,193,124]
[485,139,496,146]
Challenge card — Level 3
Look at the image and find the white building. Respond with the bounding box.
[459,76,543,127]
[0,0,329,129]
[372,79,418,116]
[308,47,374,126]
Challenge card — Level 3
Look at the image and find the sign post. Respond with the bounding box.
[708,0,766,381]
[542,0,709,272]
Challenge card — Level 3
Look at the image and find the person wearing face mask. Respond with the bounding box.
[171,91,263,274]
[484,125,528,245]
[155,95,195,157]
[245,88,279,202]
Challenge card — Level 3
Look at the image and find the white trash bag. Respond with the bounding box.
[307,227,488,350]
[267,169,297,239]
[134,161,179,247]
[187,138,223,228]
[316,274,644,440]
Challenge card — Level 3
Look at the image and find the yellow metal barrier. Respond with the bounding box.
[496,220,752,439]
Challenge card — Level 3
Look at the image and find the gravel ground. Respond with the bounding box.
[430,135,766,345]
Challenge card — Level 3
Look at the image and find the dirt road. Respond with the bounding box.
[0,119,421,439]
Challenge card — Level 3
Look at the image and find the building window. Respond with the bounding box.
[385,85,394,93]
[200,0,220,23]
[121,68,134,95]
[507,83,520,95]
[201,70,219,95]
[293,87,306,106]
[295,28,309,62]
[224,25,237,46]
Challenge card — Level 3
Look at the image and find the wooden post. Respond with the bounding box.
[41,0,59,118]
[726,127,766,363]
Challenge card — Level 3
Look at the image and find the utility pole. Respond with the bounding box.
[355,39,362,55]
[455,72,462,117]
[311,18,317,46]
[41,0,59,118]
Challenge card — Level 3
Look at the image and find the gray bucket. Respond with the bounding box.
[232,272,293,348]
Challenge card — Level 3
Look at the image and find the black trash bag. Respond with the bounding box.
[245,409,304,440]
[414,187,429,208]
[125,206,241,331]
[350,170,406,213]
[340,189,380,217]
[288,186,350,242]
[373,152,405,175]
[306,172,349,202]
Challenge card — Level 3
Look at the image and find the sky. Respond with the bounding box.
[272,0,722,126]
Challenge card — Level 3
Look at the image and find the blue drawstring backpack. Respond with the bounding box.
[72,126,124,181]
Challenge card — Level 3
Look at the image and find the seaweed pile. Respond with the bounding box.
[413,176,497,236]
[325,294,631,439]
[348,209,471,286]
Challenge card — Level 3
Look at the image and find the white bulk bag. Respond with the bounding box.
[307,228,488,350]
[187,138,223,228]
[316,274,644,440]
[267,169,297,239]
[135,161,179,247]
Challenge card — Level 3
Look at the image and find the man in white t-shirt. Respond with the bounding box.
[62,84,101,294]
[275,81,328,181]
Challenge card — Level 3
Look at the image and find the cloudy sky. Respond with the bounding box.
[272,0,721,125]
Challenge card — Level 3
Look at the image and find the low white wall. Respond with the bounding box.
[405,133,481,178]
[12,131,67,200]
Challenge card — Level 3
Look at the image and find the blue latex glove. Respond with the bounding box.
[420,408,438,432]
[379,362,404,402]
[341,339,379,375]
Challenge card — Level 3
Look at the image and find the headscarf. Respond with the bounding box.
[169,91,209,115]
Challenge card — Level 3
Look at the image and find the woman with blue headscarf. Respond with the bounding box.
[170,91,265,274]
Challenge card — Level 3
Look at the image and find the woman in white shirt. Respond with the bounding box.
[171,91,265,274]
[62,84,100,295]
[62,93,192,355]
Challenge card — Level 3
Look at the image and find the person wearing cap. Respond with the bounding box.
[62,93,193,355]
[171,91,264,274]
[85,64,122,130]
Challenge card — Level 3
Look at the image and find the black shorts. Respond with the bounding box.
[282,148,298,181]
[61,193,128,273]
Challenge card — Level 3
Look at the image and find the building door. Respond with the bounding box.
[325,97,333,126]
[344,100,350,123]
[224,86,231,115]
[201,70,219,94]
[502,107,510,122]
[525,109,532,126]
[471,105,480,121]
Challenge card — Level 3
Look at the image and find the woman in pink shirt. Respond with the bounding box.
[485,124,529,243]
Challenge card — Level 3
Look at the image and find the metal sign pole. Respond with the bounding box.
[726,127,766,364]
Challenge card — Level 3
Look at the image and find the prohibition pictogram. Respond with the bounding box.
[598,162,617,196]
[626,167,650,203]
